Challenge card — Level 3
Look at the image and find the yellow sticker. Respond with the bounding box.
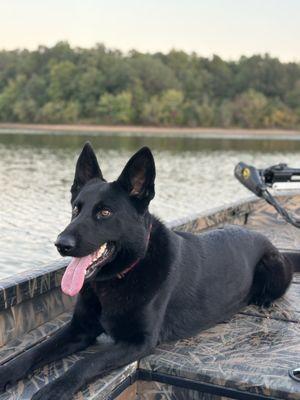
[242,168,251,179]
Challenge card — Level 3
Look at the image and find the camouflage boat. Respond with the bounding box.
[0,166,300,399]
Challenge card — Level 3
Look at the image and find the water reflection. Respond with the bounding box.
[0,130,300,152]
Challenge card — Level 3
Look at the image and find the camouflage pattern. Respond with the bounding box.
[0,313,137,400]
[246,194,300,250]
[137,381,234,400]
[0,312,72,364]
[0,286,74,348]
[0,193,300,399]
[167,196,256,234]
[140,313,300,399]
[0,259,69,311]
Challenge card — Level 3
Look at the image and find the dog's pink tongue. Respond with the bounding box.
[61,254,93,296]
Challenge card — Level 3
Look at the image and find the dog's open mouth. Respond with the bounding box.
[61,242,115,296]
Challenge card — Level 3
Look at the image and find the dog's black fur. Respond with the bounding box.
[0,144,293,399]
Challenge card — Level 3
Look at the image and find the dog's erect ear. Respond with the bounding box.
[117,147,155,210]
[71,142,104,202]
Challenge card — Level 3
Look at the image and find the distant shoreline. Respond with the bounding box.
[0,123,300,138]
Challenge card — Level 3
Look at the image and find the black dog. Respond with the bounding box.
[0,143,293,399]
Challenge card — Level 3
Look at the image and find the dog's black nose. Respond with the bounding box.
[55,235,76,255]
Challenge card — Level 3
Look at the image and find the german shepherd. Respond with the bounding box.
[0,143,293,399]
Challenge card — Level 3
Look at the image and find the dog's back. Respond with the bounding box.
[158,225,293,342]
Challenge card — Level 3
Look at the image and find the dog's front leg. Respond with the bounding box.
[0,288,104,392]
[0,319,101,392]
[32,339,155,400]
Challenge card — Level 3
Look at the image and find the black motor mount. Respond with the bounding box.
[234,162,300,229]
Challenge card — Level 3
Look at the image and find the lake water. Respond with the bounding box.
[1,130,300,279]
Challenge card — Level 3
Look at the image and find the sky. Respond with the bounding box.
[0,0,300,61]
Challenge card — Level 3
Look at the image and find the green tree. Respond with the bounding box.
[0,75,26,121]
[196,100,216,127]
[48,61,77,101]
[130,79,147,124]
[141,96,162,125]
[0,42,299,128]
[234,55,288,99]
[142,90,184,126]
[182,97,216,127]
[37,101,80,123]
[77,67,105,118]
[97,92,132,124]
[159,90,184,125]
[232,89,268,128]
[13,99,37,122]
[24,74,48,107]
[182,100,201,127]
[286,80,300,109]
[206,55,234,98]
[130,55,180,95]
[216,100,234,128]
[263,100,297,128]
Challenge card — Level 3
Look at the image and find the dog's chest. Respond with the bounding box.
[91,281,143,340]
[91,281,135,314]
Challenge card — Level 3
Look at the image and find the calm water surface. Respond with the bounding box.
[1,131,300,279]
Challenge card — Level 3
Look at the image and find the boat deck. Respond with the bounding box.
[0,195,300,399]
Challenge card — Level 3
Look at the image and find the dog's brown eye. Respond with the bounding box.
[96,208,112,219]
[72,206,79,218]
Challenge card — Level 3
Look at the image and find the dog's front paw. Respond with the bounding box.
[0,363,22,392]
[32,376,79,400]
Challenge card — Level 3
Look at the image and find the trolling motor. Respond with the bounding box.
[234,162,300,228]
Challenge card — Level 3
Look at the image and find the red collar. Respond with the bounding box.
[117,223,152,279]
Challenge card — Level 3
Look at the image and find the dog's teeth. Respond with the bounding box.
[90,243,108,265]
[97,243,107,258]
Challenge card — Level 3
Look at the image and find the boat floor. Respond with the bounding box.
[1,198,300,399]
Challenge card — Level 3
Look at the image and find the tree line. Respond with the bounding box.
[0,42,300,128]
